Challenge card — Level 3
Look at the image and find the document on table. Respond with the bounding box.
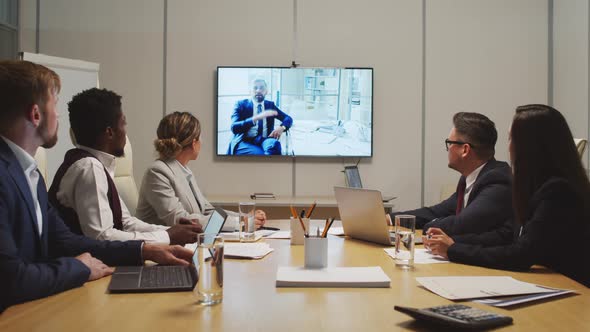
[185,242,274,259]
[276,266,391,288]
[473,287,575,307]
[264,231,291,239]
[384,248,449,264]
[224,242,274,259]
[416,276,573,300]
[320,226,345,236]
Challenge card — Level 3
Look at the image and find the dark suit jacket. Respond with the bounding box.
[227,99,293,155]
[0,140,143,312]
[448,177,590,287]
[390,159,513,235]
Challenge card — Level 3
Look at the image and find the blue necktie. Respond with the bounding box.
[256,104,263,137]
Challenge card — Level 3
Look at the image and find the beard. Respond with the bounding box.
[39,118,58,149]
[113,148,125,158]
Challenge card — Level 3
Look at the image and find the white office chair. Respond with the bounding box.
[114,136,139,215]
[440,184,456,202]
[34,147,48,182]
[574,138,587,158]
[70,129,139,215]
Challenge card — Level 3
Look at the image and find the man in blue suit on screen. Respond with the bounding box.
[0,60,193,312]
[227,78,293,155]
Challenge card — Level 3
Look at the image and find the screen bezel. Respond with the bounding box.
[215,66,374,158]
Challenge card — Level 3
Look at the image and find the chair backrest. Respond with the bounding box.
[113,136,139,215]
[69,129,139,215]
[574,138,587,158]
[440,183,456,202]
[34,147,48,182]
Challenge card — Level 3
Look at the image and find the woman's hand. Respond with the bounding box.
[424,228,455,259]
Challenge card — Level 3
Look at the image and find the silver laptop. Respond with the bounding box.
[334,186,395,246]
[344,166,396,202]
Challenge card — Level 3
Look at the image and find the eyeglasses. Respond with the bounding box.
[445,139,474,151]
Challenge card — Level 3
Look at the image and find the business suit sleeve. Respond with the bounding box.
[447,179,574,271]
[230,101,255,134]
[389,194,457,228]
[271,105,293,128]
[0,180,119,311]
[451,218,514,246]
[47,202,144,266]
[139,166,192,226]
[423,169,512,235]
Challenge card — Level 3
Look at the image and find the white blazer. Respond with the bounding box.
[137,159,238,230]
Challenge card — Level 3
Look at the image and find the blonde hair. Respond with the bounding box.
[154,112,201,160]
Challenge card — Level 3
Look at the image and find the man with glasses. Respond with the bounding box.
[227,78,293,155]
[389,112,512,236]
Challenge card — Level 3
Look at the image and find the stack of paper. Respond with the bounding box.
[264,231,291,239]
[384,248,449,264]
[224,242,274,259]
[276,266,391,288]
[416,276,575,305]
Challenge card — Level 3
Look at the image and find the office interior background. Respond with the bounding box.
[2,0,589,212]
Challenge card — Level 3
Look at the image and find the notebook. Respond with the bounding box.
[276,266,391,288]
[107,208,227,293]
[344,165,396,202]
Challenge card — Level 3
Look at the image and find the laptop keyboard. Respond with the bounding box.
[139,266,191,288]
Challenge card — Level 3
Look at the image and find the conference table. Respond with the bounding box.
[1,220,588,331]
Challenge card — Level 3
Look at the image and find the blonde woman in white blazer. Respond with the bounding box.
[137,112,266,230]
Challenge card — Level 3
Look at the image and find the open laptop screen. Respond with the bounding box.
[344,166,363,188]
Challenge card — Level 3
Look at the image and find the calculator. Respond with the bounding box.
[394,304,513,330]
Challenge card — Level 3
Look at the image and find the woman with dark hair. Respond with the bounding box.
[136,112,266,230]
[425,104,590,287]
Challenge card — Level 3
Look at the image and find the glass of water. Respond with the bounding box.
[394,215,416,269]
[238,201,256,242]
[194,234,224,305]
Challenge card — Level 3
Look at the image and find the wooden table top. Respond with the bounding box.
[1,220,588,331]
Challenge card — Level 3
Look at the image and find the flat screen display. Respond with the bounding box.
[216,66,373,157]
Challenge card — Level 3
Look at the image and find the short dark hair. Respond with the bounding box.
[452,112,497,160]
[68,88,122,147]
[511,104,590,224]
[0,60,61,130]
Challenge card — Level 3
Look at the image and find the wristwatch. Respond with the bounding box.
[280,125,288,131]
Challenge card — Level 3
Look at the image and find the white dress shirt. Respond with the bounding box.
[247,99,267,138]
[1,136,43,236]
[463,162,487,208]
[55,145,170,243]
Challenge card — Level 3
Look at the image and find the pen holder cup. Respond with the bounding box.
[304,237,328,269]
[290,217,310,245]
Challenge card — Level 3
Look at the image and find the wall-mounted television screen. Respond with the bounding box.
[216,66,373,157]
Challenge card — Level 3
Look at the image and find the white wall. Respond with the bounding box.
[19,0,590,211]
[553,0,589,167]
[424,0,548,206]
[34,0,164,183]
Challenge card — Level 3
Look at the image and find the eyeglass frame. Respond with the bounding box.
[445,139,475,151]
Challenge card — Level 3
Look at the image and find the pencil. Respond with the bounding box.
[323,217,336,237]
[289,205,299,220]
[291,205,307,236]
[305,201,317,219]
[320,218,330,238]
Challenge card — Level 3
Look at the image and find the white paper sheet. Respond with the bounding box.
[416,276,561,300]
[383,248,449,264]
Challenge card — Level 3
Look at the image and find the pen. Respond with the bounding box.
[316,227,320,237]
[305,201,317,219]
[300,209,305,218]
